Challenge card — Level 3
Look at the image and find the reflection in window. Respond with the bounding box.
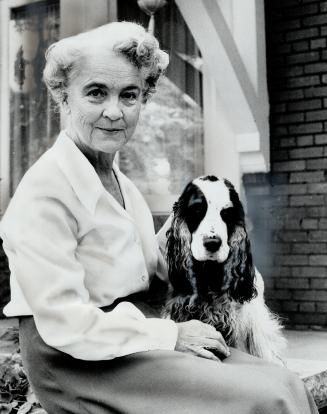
[9,0,60,195]
[118,1,204,200]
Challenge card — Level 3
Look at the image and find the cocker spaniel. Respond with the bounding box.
[164,175,286,363]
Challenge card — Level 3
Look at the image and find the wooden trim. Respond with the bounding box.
[8,0,42,7]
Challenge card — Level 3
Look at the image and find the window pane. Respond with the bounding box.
[118,1,204,205]
[9,0,60,195]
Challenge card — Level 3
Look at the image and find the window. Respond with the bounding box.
[9,0,60,195]
[118,0,204,213]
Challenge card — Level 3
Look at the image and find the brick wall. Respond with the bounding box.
[244,0,327,328]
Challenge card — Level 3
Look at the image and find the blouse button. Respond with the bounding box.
[141,275,146,282]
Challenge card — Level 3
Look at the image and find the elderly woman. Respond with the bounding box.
[0,22,318,414]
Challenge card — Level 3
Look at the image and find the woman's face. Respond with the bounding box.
[64,51,143,154]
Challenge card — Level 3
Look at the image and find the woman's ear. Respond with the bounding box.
[61,93,71,115]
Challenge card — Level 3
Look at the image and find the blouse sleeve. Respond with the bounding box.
[1,197,178,361]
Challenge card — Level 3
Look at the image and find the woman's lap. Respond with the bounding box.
[19,316,318,414]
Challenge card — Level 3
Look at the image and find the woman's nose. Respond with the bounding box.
[102,100,123,121]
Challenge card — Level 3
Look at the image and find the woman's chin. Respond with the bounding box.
[93,133,128,153]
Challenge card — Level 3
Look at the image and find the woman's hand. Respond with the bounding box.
[175,320,230,362]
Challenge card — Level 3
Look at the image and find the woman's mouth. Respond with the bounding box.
[97,127,124,133]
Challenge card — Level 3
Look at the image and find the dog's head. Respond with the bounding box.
[166,175,257,303]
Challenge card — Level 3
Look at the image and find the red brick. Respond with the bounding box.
[315,134,327,144]
[293,290,316,301]
[306,109,327,121]
[297,136,314,146]
[307,206,327,217]
[288,99,321,111]
[289,122,323,134]
[273,160,305,172]
[274,89,304,102]
[266,289,292,300]
[276,255,309,265]
[316,291,327,301]
[306,158,327,170]
[279,137,297,147]
[304,62,327,73]
[309,255,327,265]
[276,278,309,289]
[271,242,291,253]
[286,52,319,65]
[311,38,327,49]
[301,219,318,230]
[291,313,327,325]
[287,4,318,17]
[286,27,319,41]
[266,266,291,278]
[282,301,299,312]
[290,171,324,183]
[277,231,308,242]
[271,184,307,195]
[292,242,324,253]
[308,183,327,193]
[290,195,324,206]
[299,302,315,312]
[319,218,327,229]
[272,149,288,161]
[317,302,327,312]
[272,103,287,113]
[311,279,327,289]
[292,266,327,278]
[309,231,327,241]
[271,126,288,136]
[286,75,320,88]
[305,86,327,97]
[276,44,292,54]
[303,14,327,26]
[277,207,306,219]
[289,146,323,158]
[274,113,304,124]
[284,66,304,77]
[272,196,289,206]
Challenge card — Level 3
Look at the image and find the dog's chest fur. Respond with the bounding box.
[166,293,244,347]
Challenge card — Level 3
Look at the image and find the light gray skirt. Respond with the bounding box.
[19,304,318,414]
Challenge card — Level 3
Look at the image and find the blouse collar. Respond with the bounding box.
[52,130,120,215]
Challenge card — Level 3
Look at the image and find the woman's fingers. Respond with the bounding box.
[175,320,231,360]
[196,347,222,362]
[198,323,230,356]
[203,338,230,358]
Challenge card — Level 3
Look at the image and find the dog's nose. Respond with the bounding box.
[203,237,222,253]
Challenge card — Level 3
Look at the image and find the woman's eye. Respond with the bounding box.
[121,91,138,104]
[87,89,106,99]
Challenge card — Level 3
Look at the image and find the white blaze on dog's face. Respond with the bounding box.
[190,178,232,262]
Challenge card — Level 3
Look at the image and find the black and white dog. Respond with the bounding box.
[165,175,286,363]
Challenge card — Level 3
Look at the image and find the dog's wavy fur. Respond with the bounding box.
[164,176,286,363]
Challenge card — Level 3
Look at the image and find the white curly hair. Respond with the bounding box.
[43,21,169,105]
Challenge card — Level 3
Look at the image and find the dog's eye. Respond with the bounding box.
[220,207,234,222]
[188,201,205,216]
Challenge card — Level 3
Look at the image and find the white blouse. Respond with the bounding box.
[0,131,178,360]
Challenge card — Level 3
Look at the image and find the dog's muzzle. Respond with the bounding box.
[203,236,222,253]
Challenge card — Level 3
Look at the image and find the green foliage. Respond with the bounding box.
[0,328,46,414]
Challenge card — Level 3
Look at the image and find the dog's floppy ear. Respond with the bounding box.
[166,184,194,295]
[222,180,257,303]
